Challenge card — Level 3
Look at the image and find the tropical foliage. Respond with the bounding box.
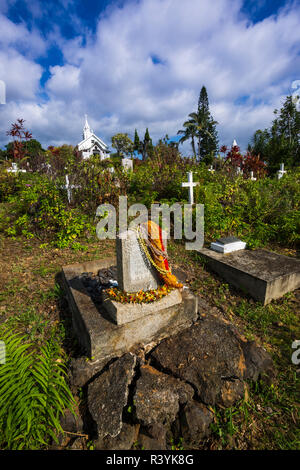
[249,95,300,172]
[0,329,76,450]
[178,86,219,162]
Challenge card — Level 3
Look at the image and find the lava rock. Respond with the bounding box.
[151,314,247,406]
[60,409,83,434]
[68,437,85,450]
[95,422,140,450]
[69,357,109,389]
[137,424,167,450]
[180,401,214,447]
[134,364,194,426]
[240,340,275,383]
[88,353,136,439]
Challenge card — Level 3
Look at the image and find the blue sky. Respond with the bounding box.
[0,0,299,154]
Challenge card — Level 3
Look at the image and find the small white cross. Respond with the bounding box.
[182,171,199,205]
[277,163,287,180]
[208,165,215,173]
[7,162,26,173]
[63,175,80,203]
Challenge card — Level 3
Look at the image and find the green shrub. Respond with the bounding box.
[3,175,93,247]
[193,167,300,247]
[0,167,29,202]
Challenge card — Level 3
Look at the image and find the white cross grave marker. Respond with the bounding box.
[63,175,80,203]
[7,162,26,173]
[182,171,199,205]
[277,163,287,180]
[208,165,215,173]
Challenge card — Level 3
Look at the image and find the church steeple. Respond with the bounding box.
[83,114,92,140]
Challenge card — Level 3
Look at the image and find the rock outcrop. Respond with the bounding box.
[69,310,275,450]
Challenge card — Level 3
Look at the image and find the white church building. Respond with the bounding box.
[77,115,110,160]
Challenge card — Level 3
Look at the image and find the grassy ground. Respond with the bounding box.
[168,241,300,450]
[0,234,299,450]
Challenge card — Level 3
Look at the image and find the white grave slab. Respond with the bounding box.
[211,236,246,254]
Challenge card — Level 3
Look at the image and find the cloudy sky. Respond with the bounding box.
[0,0,299,154]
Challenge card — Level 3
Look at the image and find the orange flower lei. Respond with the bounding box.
[137,221,183,289]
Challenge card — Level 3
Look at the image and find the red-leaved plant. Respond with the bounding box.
[225,145,244,169]
[6,119,32,162]
[243,151,267,178]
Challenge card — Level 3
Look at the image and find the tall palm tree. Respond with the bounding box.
[177,118,197,158]
[187,112,217,160]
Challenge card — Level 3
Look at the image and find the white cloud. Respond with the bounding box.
[46,64,80,98]
[1,0,300,153]
[0,13,46,58]
[0,50,42,102]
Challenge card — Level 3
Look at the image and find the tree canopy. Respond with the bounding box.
[249,95,300,172]
[177,86,218,162]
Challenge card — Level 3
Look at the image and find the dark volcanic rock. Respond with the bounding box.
[134,364,194,426]
[137,424,167,450]
[60,409,83,434]
[241,340,275,383]
[88,353,136,439]
[95,422,140,450]
[69,357,109,389]
[180,401,214,447]
[151,314,247,406]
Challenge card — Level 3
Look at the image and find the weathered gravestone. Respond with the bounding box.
[103,229,182,325]
[62,228,197,362]
[116,229,159,292]
[199,248,300,304]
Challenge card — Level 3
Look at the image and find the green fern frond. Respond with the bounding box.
[0,328,76,449]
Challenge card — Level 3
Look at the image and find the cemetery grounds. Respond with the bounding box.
[0,232,299,450]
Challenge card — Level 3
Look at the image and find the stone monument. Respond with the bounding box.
[116,229,159,293]
[199,247,300,304]
[103,228,182,325]
[62,224,197,361]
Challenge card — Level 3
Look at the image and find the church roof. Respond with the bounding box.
[78,133,109,150]
[78,115,109,150]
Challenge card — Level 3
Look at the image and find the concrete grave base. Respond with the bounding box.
[62,256,198,361]
[103,288,182,325]
[199,248,300,305]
